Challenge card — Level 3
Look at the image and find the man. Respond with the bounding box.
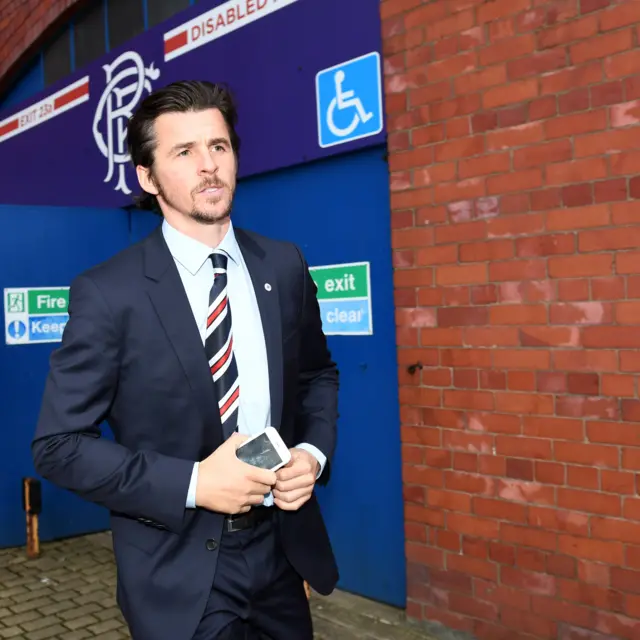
[32,80,339,640]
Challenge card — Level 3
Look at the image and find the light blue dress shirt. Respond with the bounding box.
[160,219,326,509]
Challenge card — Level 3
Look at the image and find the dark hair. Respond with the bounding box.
[126,80,240,212]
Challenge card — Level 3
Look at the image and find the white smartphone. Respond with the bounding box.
[235,426,291,472]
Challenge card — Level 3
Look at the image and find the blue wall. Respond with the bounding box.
[0,205,129,544]
[0,0,403,609]
[0,145,406,607]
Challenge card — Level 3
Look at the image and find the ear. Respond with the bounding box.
[136,165,159,196]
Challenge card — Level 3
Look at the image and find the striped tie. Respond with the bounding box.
[206,252,240,438]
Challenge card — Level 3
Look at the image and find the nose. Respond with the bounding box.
[198,148,218,175]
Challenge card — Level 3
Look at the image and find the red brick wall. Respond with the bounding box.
[0,0,83,94]
[381,0,640,638]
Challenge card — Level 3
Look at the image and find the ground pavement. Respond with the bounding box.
[0,532,445,640]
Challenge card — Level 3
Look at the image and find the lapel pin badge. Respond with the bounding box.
[264,283,272,291]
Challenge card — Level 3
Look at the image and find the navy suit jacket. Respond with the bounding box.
[32,224,339,640]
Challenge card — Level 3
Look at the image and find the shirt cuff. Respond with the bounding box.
[186,462,199,509]
[295,443,326,478]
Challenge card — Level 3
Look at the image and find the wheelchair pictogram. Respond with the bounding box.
[326,70,374,138]
[316,52,383,148]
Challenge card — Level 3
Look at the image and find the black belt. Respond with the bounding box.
[224,506,273,532]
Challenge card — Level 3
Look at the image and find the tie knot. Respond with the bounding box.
[210,252,228,272]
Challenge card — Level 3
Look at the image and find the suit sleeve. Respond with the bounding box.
[31,274,193,534]
[293,247,339,484]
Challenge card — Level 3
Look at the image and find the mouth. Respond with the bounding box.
[199,186,223,195]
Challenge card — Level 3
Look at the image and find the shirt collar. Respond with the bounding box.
[162,218,242,276]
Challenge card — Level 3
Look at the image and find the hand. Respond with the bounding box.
[273,448,319,511]
[195,433,277,514]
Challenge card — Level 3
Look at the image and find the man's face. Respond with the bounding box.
[137,108,237,225]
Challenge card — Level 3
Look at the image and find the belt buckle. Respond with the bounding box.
[225,512,249,532]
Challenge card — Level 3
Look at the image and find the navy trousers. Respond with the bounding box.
[192,512,313,639]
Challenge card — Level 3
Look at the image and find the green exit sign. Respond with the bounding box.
[309,262,370,300]
[308,262,372,335]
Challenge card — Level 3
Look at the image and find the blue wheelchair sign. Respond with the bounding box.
[315,51,383,148]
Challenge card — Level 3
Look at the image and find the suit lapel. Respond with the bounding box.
[235,229,284,430]
[143,227,222,447]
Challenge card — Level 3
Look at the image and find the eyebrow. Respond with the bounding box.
[168,137,230,156]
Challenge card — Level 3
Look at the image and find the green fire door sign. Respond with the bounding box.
[4,287,69,345]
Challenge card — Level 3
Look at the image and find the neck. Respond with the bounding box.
[163,212,231,248]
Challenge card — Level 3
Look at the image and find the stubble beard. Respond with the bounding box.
[189,193,233,225]
[154,172,235,226]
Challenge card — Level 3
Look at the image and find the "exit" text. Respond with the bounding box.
[324,274,356,293]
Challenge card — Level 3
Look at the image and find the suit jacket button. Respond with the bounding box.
[206,539,218,551]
